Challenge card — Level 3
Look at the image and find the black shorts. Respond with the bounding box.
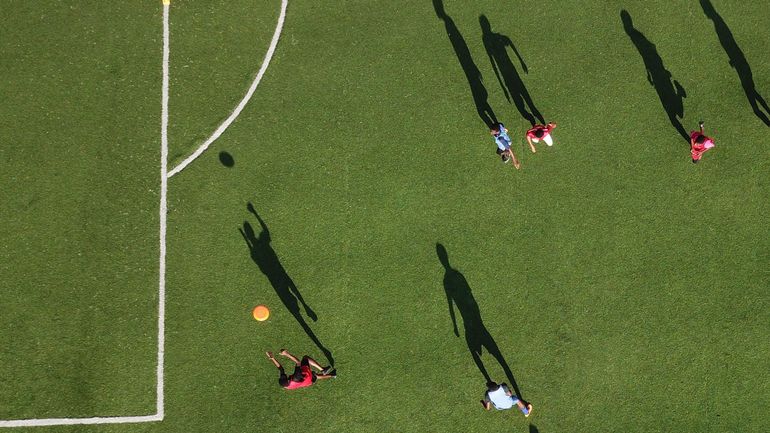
[278,357,317,384]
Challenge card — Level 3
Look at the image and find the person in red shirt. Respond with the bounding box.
[266,350,336,390]
[690,121,715,163]
[525,122,557,153]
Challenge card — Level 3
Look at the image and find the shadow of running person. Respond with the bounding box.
[240,203,334,366]
[621,10,689,141]
[433,0,498,128]
[701,0,770,126]
[436,243,524,399]
[480,15,544,126]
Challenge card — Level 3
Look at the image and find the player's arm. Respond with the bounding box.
[509,149,521,170]
[502,383,512,396]
[527,136,536,153]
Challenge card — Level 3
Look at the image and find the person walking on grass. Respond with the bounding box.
[690,121,715,163]
[266,350,336,390]
[525,122,557,153]
[491,123,520,169]
[481,381,533,417]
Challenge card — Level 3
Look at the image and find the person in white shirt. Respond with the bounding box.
[481,381,532,417]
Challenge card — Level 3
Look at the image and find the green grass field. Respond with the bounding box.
[1,0,768,432]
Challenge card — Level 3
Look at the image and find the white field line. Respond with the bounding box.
[0,3,171,428]
[166,0,288,178]
[156,0,170,420]
[0,415,163,429]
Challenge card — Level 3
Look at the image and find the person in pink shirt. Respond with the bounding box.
[690,121,715,163]
[525,122,557,153]
[266,349,336,390]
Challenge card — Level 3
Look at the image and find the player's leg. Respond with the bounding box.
[514,398,533,417]
[543,134,553,146]
[266,351,283,369]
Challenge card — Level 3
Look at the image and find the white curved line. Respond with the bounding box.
[167,0,288,178]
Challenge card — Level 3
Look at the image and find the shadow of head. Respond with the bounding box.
[242,221,256,240]
[529,424,540,433]
[620,9,633,28]
[479,14,491,32]
[700,0,716,18]
[436,243,450,268]
[432,0,445,19]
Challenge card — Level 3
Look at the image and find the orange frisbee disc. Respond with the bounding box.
[252,305,270,321]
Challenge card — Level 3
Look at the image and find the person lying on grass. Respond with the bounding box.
[690,121,715,163]
[525,122,557,153]
[490,122,521,169]
[266,350,336,390]
[480,381,532,417]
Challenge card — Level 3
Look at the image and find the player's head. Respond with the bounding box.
[490,125,501,135]
[695,135,706,144]
[486,381,500,392]
[534,129,544,138]
[279,376,290,387]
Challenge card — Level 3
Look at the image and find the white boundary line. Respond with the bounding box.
[0,3,172,427]
[0,0,287,427]
[167,0,288,178]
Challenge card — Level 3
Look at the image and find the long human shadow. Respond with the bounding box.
[480,15,544,126]
[701,0,770,126]
[621,10,689,141]
[239,203,334,365]
[433,0,498,127]
[436,243,523,399]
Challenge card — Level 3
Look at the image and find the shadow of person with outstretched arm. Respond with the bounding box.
[436,243,524,399]
[621,10,689,141]
[701,0,770,126]
[433,0,498,128]
[480,15,544,126]
[240,203,334,365]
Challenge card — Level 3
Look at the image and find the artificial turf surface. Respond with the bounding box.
[0,0,768,432]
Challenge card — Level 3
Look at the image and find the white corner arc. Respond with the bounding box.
[167,0,288,178]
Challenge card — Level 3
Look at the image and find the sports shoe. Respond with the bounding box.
[321,366,334,375]
[502,154,510,163]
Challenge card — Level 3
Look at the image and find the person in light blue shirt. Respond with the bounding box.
[481,381,532,417]
[490,123,520,169]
